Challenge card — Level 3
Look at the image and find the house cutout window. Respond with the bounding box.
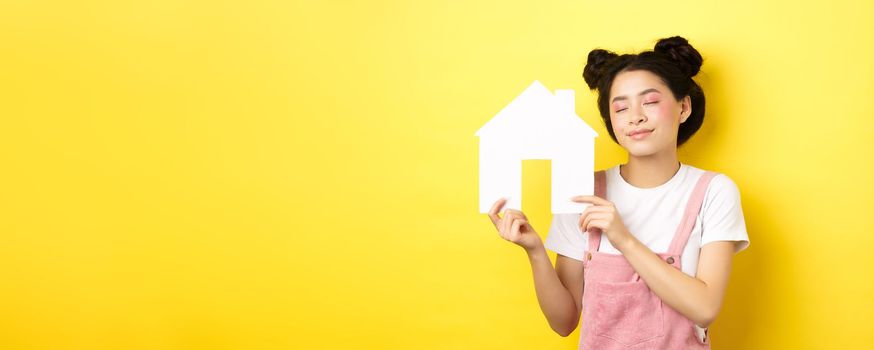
[476,80,598,214]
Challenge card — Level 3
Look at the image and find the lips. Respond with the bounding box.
[628,128,653,140]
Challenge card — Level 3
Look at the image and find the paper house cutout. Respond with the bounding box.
[476,80,598,214]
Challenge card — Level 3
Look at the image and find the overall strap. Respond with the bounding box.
[666,171,719,255]
[586,170,607,253]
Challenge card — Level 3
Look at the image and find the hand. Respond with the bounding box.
[571,195,633,250]
[487,198,542,252]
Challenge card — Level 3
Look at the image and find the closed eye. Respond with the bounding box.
[617,101,656,112]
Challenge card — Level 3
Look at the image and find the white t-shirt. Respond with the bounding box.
[544,163,750,277]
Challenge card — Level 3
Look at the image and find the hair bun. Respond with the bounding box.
[653,36,702,78]
[583,49,619,90]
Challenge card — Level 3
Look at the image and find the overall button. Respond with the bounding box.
[586,252,592,261]
[666,257,675,264]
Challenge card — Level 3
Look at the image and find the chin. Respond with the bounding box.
[627,148,660,158]
[620,141,664,158]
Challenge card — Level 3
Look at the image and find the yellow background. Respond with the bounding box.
[1,0,872,349]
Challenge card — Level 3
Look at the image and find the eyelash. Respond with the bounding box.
[615,101,657,113]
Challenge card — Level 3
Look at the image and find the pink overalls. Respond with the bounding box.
[579,170,717,349]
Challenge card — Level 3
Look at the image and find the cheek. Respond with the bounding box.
[651,103,678,123]
[609,116,624,135]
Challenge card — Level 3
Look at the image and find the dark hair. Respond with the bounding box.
[582,36,705,146]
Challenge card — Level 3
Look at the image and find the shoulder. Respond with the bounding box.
[683,164,742,200]
[686,166,744,214]
[706,172,742,203]
[710,173,741,195]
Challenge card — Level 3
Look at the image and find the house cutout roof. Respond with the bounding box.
[475,80,597,139]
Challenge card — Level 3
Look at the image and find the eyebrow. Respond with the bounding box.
[611,88,662,103]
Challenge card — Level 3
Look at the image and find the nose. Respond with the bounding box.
[628,106,647,125]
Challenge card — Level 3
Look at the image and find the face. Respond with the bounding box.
[607,70,691,158]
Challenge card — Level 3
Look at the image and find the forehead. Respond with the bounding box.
[609,70,672,100]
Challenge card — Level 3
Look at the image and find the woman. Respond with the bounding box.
[487,36,749,349]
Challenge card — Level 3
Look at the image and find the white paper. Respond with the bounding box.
[476,80,598,214]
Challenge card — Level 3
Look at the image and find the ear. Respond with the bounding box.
[679,95,692,124]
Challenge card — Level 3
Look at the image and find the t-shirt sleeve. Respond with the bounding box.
[543,213,587,261]
[700,174,750,253]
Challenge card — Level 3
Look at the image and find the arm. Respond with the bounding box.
[525,245,584,337]
[615,237,735,328]
[487,199,584,336]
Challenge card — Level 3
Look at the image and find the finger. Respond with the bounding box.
[571,195,610,205]
[579,213,591,233]
[580,214,599,235]
[581,213,594,232]
[502,210,516,235]
[506,208,527,220]
[578,208,605,230]
[586,219,609,233]
[509,218,524,241]
[580,205,609,220]
[488,198,508,224]
[571,195,612,206]
[582,213,608,233]
[498,213,515,240]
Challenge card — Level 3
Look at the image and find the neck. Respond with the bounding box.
[620,149,681,188]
